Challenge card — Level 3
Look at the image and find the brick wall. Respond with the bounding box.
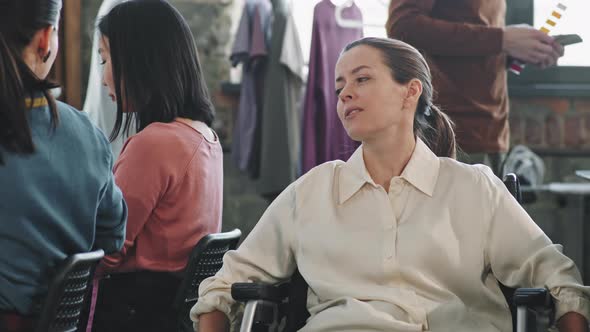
[510,96,590,280]
[510,97,590,150]
[509,95,590,183]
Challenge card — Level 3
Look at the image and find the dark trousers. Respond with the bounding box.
[0,312,36,332]
[91,271,182,332]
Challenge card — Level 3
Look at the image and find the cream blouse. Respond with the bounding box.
[192,139,589,331]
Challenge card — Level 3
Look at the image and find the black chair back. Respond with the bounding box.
[504,173,523,204]
[282,269,309,332]
[175,229,241,331]
[500,173,522,331]
[35,249,104,332]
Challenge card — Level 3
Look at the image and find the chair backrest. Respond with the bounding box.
[503,173,523,204]
[174,229,241,329]
[498,173,536,330]
[280,174,524,332]
[500,173,524,331]
[282,269,309,332]
[35,249,104,332]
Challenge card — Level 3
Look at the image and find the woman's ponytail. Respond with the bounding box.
[414,102,456,158]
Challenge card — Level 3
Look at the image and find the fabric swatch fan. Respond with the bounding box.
[509,2,567,75]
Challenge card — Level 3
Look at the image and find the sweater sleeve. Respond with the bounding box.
[94,135,127,254]
[190,183,297,326]
[386,0,504,56]
[102,133,170,269]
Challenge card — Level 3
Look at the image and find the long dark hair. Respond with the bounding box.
[343,37,456,158]
[98,0,215,141]
[0,0,62,164]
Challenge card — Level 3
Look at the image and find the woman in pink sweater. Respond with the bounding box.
[90,1,223,331]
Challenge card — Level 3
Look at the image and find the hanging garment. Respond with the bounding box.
[257,0,305,196]
[230,0,273,178]
[301,0,363,174]
[83,0,129,158]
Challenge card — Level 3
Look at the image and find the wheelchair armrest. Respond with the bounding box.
[513,288,555,332]
[513,288,553,309]
[232,283,288,331]
[231,282,287,303]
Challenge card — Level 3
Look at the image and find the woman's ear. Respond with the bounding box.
[407,78,423,103]
[402,78,423,110]
[35,26,55,61]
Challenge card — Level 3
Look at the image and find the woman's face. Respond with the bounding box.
[98,36,116,103]
[334,45,415,142]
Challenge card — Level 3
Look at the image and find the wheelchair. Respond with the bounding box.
[231,174,555,332]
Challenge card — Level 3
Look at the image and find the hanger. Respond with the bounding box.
[334,0,388,29]
[330,0,353,6]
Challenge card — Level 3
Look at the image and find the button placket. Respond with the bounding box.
[389,177,404,195]
[390,179,408,222]
[382,190,397,261]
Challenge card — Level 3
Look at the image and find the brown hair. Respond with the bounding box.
[342,37,456,158]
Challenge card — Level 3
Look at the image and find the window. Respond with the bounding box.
[534,0,589,67]
[507,0,590,93]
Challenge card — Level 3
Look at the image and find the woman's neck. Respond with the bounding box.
[362,128,416,192]
[22,47,41,78]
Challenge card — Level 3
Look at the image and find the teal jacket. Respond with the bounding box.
[0,95,127,314]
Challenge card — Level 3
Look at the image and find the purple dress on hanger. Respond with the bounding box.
[230,0,272,178]
[301,0,363,174]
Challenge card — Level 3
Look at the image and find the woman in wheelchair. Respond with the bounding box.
[193,38,589,331]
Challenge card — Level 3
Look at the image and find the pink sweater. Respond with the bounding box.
[102,120,223,273]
